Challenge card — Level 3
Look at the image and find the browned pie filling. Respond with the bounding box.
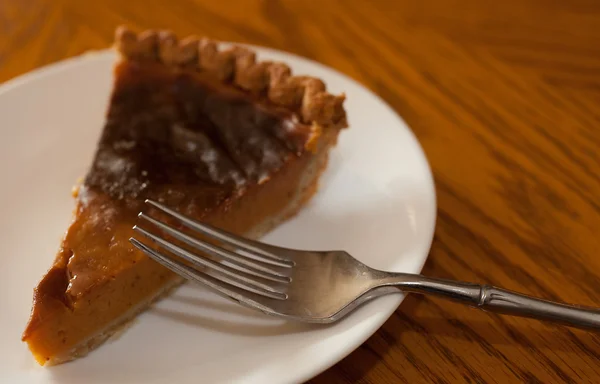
[22,26,347,365]
[69,60,325,299]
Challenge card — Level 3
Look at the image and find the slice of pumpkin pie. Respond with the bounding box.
[22,26,347,365]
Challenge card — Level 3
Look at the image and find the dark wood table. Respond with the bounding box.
[4,0,600,382]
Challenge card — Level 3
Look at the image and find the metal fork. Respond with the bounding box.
[130,200,600,330]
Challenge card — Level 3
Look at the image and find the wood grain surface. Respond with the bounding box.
[3,0,600,382]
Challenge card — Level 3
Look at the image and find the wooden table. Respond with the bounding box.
[4,0,600,382]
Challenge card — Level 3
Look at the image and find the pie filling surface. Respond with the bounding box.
[22,26,347,365]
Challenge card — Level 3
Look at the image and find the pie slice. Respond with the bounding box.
[22,26,347,365]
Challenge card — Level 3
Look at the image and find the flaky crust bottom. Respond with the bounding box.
[46,277,185,365]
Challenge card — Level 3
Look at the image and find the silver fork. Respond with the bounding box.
[130,200,600,330]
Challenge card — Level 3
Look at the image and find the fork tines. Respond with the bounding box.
[130,200,293,304]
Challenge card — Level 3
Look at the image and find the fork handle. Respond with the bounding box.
[376,274,600,330]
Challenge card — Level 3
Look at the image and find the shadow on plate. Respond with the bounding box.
[147,290,325,337]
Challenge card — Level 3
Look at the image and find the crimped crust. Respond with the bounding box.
[115,26,347,128]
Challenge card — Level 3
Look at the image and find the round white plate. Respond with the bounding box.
[0,47,436,384]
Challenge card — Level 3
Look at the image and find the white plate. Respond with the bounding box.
[0,47,436,384]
